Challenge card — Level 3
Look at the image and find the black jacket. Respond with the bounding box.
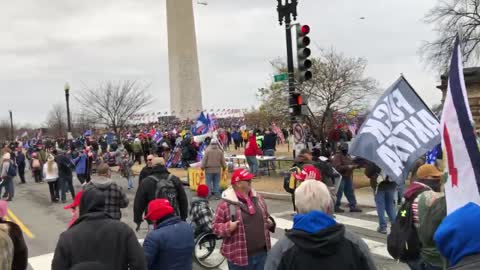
[265,223,375,270]
[0,219,27,270]
[364,161,396,191]
[262,133,277,151]
[138,166,153,184]
[133,165,188,224]
[15,152,25,166]
[52,189,146,270]
[56,154,74,179]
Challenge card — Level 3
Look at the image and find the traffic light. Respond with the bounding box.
[296,24,312,83]
[289,92,308,117]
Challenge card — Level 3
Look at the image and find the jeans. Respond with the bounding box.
[335,176,357,209]
[18,163,25,183]
[263,149,276,170]
[0,177,14,198]
[127,176,134,189]
[374,189,397,229]
[60,176,75,201]
[227,251,267,270]
[246,156,258,175]
[47,180,59,202]
[206,173,221,195]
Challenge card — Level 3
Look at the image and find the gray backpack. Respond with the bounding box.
[148,174,180,217]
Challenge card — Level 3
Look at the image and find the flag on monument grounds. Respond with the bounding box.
[441,36,480,214]
[349,76,441,184]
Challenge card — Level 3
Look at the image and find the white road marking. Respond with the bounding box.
[271,214,391,259]
[367,210,378,216]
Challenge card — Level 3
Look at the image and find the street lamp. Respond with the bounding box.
[64,82,72,139]
[8,110,13,141]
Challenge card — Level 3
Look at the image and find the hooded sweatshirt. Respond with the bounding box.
[264,210,375,270]
[434,202,480,269]
[84,176,129,220]
[245,135,262,157]
[52,189,146,270]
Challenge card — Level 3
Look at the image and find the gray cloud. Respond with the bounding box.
[0,0,441,125]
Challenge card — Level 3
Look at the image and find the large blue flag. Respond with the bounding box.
[192,112,210,135]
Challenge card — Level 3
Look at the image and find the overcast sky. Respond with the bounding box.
[1,0,443,125]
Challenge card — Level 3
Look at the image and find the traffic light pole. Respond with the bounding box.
[285,22,296,97]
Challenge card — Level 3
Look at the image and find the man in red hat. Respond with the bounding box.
[143,199,194,270]
[213,168,275,270]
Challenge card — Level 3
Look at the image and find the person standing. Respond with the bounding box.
[120,153,134,190]
[0,201,28,270]
[44,155,60,203]
[72,150,88,185]
[143,199,195,270]
[244,131,262,177]
[138,154,154,185]
[201,139,227,199]
[364,161,397,234]
[0,153,14,201]
[52,188,146,270]
[213,169,275,270]
[56,150,76,202]
[241,130,249,148]
[31,153,42,183]
[142,138,151,164]
[261,130,277,171]
[133,138,143,165]
[15,148,26,184]
[232,129,241,150]
[332,143,362,213]
[84,163,129,220]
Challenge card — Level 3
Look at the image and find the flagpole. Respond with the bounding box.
[400,74,439,120]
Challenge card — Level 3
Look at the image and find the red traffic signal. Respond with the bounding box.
[300,25,310,35]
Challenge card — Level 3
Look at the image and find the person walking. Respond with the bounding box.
[133,138,143,165]
[201,138,227,199]
[15,148,26,184]
[0,153,15,201]
[261,129,277,171]
[0,201,28,270]
[143,199,195,270]
[244,131,262,176]
[72,150,88,185]
[120,153,134,190]
[44,155,60,203]
[213,168,275,270]
[84,163,129,220]
[138,154,154,185]
[232,129,241,150]
[52,188,146,270]
[265,180,376,270]
[134,157,189,231]
[241,130,249,148]
[56,150,76,202]
[31,153,42,183]
[332,143,362,213]
[363,161,397,234]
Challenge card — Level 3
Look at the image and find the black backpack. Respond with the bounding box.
[387,187,429,262]
[149,174,180,217]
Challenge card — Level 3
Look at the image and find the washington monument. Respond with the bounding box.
[167,0,203,120]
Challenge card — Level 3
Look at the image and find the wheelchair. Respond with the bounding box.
[193,231,226,269]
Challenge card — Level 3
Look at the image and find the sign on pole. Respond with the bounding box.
[273,73,288,82]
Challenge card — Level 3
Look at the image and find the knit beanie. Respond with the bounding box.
[197,184,209,198]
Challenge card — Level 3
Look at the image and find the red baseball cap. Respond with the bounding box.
[64,191,84,210]
[231,168,254,185]
[144,199,174,221]
[293,165,322,181]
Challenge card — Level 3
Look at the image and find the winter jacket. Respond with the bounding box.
[84,176,129,220]
[43,162,59,182]
[190,197,213,235]
[201,144,226,174]
[232,131,241,141]
[138,166,154,184]
[0,223,13,270]
[56,154,74,179]
[52,189,146,270]
[133,165,189,224]
[143,215,194,270]
[363,161,396,192]
[434,202,480,270]
[213,187,272,267]
[244,135,262,157]
[265,210,376,270]
[132,141,143,154]
[120,159,134,178]
[0,219,28,270]
[262,133,277,151]
[72,154,88,175]
[331,153,356,179]
[15,152,25,166]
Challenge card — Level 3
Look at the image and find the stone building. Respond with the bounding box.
[437,67,480,126]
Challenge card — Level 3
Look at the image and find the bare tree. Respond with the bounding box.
[45,104,67,138]
[257,49,378,138]
[421,0,480,70]
[76,81,153,134]
[0,120,11,142]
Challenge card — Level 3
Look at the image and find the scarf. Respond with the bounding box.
[235,190,256,215]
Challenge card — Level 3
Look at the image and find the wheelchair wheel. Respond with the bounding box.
[193,232,226,269]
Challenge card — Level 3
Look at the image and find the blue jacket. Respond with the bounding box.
[434,202,480,267]
[72,154,87,175]
[143,216,194,270]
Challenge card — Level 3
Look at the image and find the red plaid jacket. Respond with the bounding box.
[213,187,271,267]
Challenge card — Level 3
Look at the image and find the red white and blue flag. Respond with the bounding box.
[441,36,480,214]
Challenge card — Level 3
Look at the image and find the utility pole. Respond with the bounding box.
[64,83,72,139]
[9,110,13,142]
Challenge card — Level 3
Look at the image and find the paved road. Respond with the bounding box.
[3,170,407,270]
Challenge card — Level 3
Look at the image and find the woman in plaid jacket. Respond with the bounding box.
[213,169,275,270]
